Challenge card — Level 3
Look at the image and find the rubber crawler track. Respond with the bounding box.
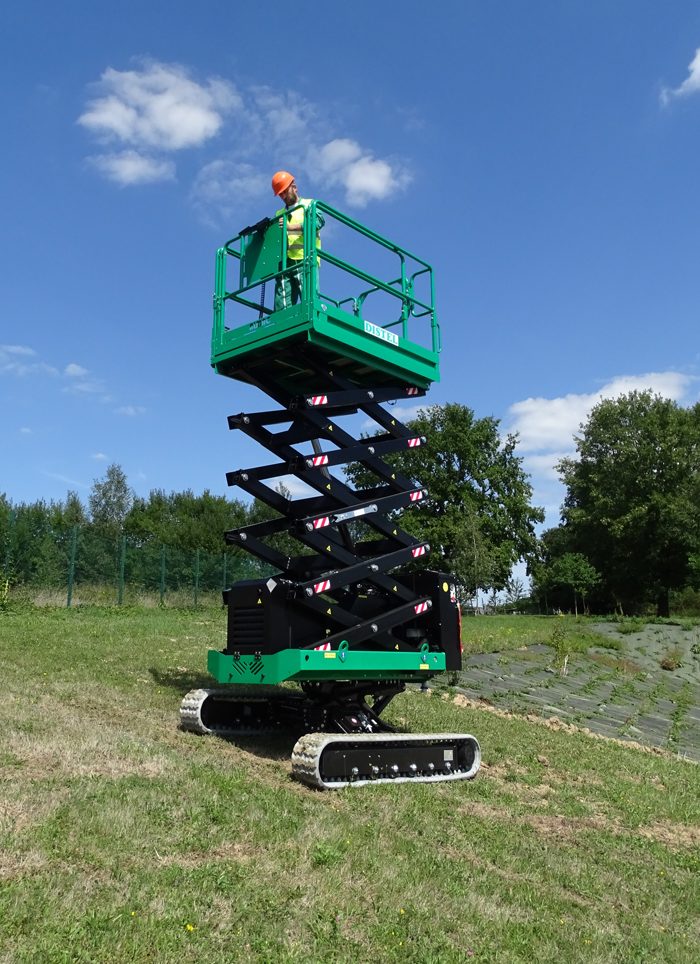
[291,731,480,789]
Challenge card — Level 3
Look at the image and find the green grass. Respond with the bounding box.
[1,607,699,963]
[460,614,621,657]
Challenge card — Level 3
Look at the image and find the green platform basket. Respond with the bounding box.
[211,201,442,393]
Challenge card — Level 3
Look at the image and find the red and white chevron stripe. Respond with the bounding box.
[313,642,332,651]
[407,437,421,448]
[409,490,424,502]
[307,395,328,406]
[314,579,331,594]
[312,517,330,529]
[414,601,429,615]
[311,454,329,466]
[411,545,427,558]
[406,387,419,396]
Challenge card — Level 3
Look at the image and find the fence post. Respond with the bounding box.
[117,535,126,605]
[66,526,78,608]
[194,548,200,607]
[159,544,166,606]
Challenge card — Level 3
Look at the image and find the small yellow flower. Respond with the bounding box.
[185,923,195,932]
[131,911,137,918]
[400,909,405,915]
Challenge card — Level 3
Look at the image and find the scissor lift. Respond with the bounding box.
[180,201,480,788]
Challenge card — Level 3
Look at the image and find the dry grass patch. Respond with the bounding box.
[0,849,49,881]
[148,841,257,869]
[637,821,700,850]
[4,722,170,781]
[457,800,700,853]
[0,787,71,834]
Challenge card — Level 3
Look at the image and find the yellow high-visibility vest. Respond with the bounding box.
[276,198,322,261]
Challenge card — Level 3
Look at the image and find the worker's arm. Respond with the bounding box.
[278,210,302,232]
[278,203,323,234]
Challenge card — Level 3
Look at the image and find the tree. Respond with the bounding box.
[347,403,544,595]
[548,553,600,616]
[504,576,526,609]
[557,392,700,616]
[61,491,87,528]
[89,464,133,536]
[127,488,248,552]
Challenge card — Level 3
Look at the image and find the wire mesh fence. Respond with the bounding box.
[1,524,273,608]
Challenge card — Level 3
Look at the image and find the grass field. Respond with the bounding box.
[1,607,699,963]
[459,612,620,657]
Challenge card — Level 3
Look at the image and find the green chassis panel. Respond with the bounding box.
[208,647,446,685]
[212,301,440,391]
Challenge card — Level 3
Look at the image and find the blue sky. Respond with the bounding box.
[2,0,700,536]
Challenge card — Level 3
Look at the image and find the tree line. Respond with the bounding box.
[0,468,269,592]
[2,395,699,614]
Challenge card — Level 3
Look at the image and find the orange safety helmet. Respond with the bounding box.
[271,170,295,196]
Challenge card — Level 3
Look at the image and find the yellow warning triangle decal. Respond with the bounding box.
[393,529,397,535]
[392,585,397,592]
[391,419,395,426]
[395,644,400,650]
[326,545,331,552]
[326,483,331,491]
[391,473,396,480]
[256,598,262,605]
[327,425,333,432]
[326,607,332,615]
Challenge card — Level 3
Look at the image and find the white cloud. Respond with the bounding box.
[507,371,694,453]
[63,379,105,395]
[308,137,411,207]
[275,476,317,499]
[1,344,35,357]
[252,87,318,146]
[313,138,363,173]
[115,405,146,416]
[64,363,88,377]
[79,63,413,210]
[1,343,58,377]
[661,47,700,104]
[43,471,88,489]
[388,402,426,423]
[79,62,240,186]
[190,161,269,219]
[20,427,32,435]
[521,451,571,481]
[78,63,240,151]
[88,151,176,186]
[91,452,108,461]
